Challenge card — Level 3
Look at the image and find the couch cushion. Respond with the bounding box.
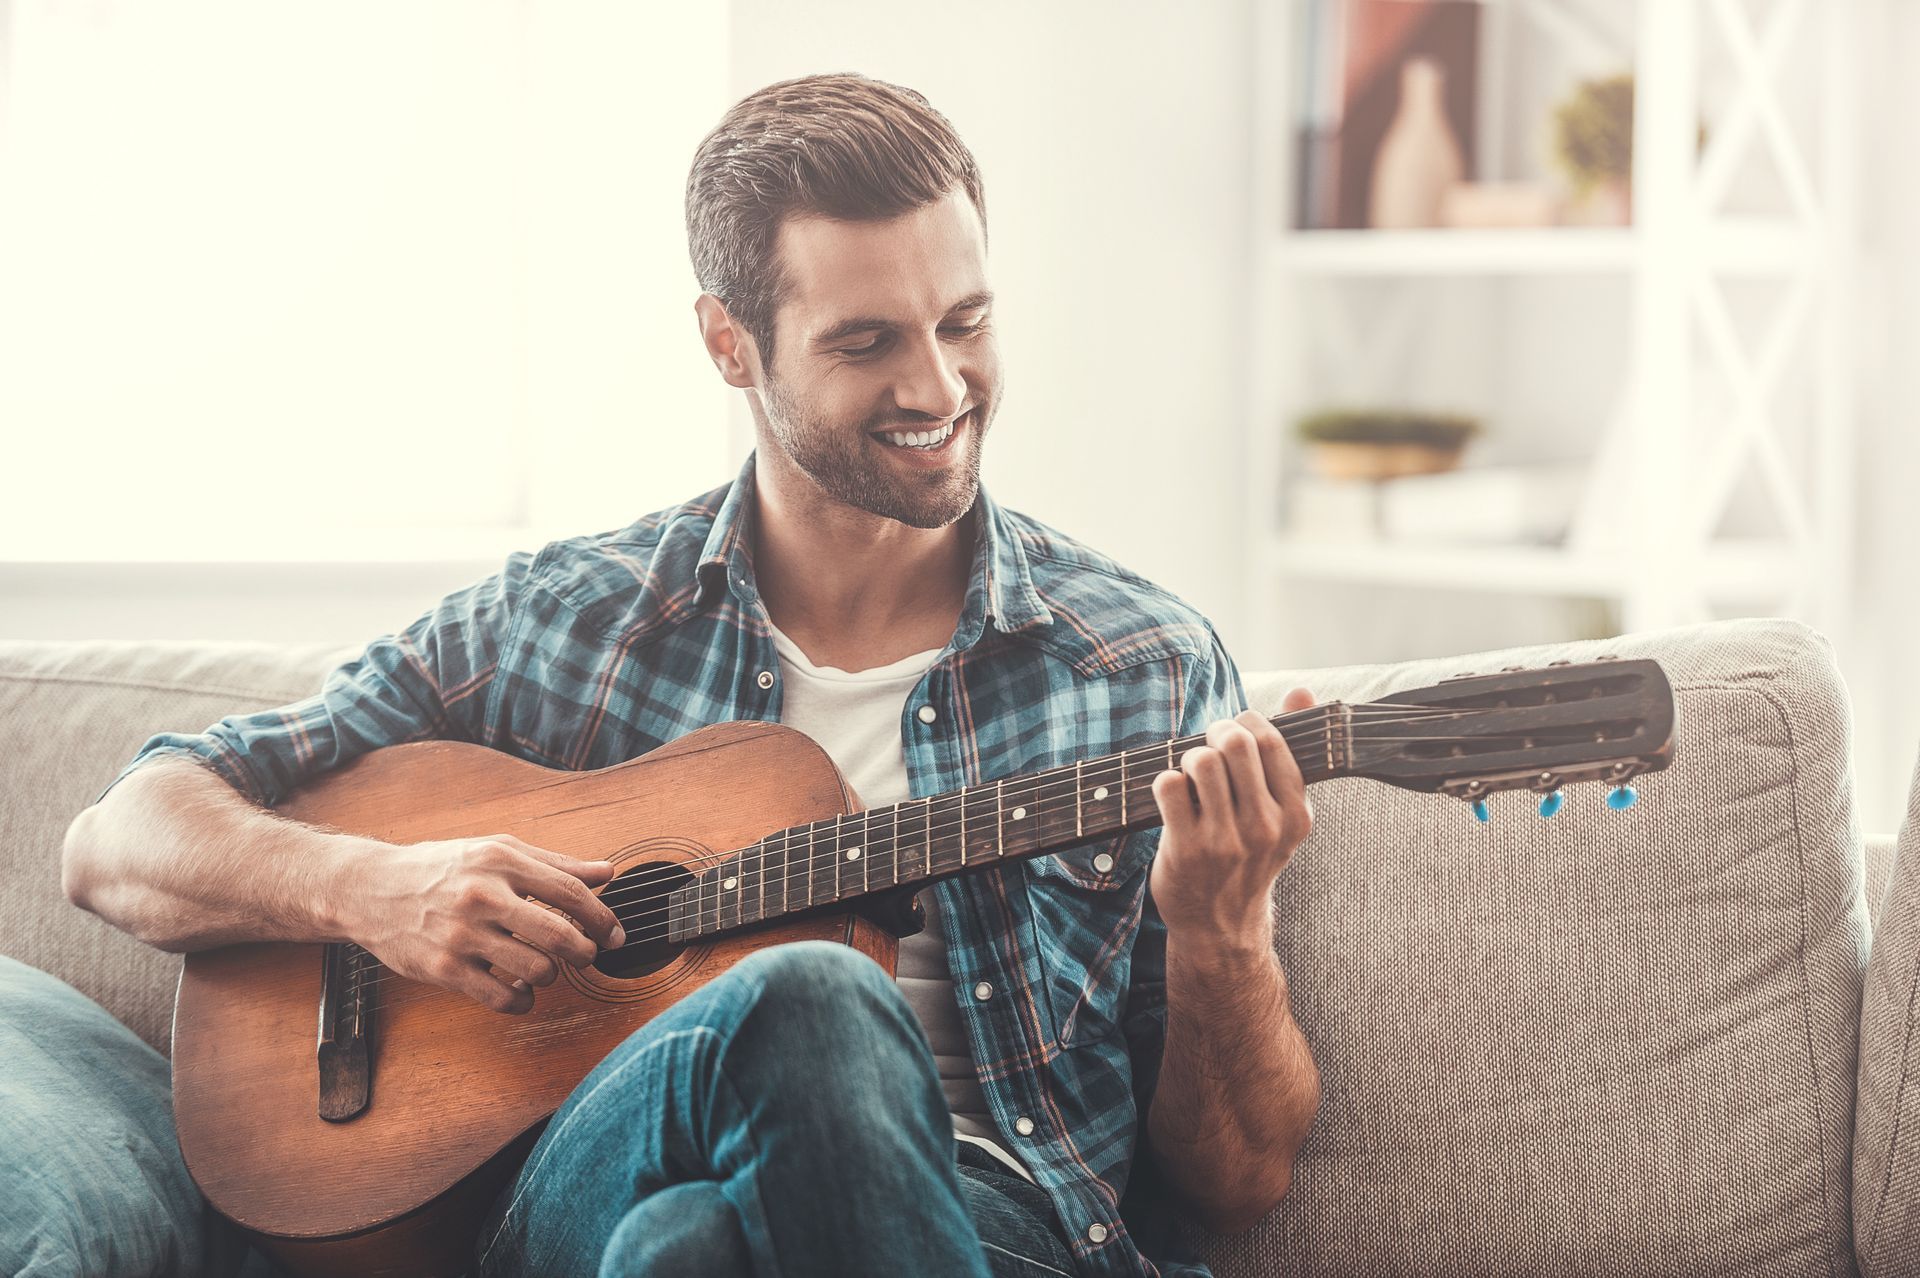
[1194,618,1867,1278]
[1855,750,1920,1278]
[0,640,356,1055]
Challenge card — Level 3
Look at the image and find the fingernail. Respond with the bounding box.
[611,925,626,948]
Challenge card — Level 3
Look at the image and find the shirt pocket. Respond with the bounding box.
[1022,830,1156,1048]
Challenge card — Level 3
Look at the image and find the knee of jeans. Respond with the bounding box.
[603,1181,750,1278]
[733,941,917,1048]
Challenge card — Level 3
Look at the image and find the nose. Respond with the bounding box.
[889,330,969,423]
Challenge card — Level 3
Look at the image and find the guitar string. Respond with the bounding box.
[342,708,1615,1010]
[334,701,1593,1001]
[338,708,1609,1008]
[337,718,1401,1009]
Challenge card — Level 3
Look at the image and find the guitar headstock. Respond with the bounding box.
[1335,657,1674,819]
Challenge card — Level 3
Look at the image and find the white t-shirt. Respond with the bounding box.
[767,620,1033,1181]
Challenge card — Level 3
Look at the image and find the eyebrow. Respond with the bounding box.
[809,290,995,348]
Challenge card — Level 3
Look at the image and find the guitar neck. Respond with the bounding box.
[665,704,1345,942]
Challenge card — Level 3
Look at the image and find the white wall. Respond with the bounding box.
[724,0,1257,645]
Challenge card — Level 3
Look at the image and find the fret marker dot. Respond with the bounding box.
[723,877,737,890]
[846,847,861,861]
[1092,786,1109,801]
[1012,807,1027,821]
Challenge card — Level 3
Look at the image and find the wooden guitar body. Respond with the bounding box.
[172,721,890,1278]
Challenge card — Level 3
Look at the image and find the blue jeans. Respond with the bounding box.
[475,941,1077,1278]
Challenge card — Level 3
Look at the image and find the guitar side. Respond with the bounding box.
[171,721,892,1278]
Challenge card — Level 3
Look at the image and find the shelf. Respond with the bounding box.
[1261,536,1798,600]
[1273,228,1638,275]
[1269,221,1814,277]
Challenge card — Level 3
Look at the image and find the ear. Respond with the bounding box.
[694,294,760,389]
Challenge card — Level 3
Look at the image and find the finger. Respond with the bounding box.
[1208,719,1270,809]
[1151,769,1199,842]
[1181,744,1234,824]
[502,896,602,968]
[475,928,561,988]
[443,956,533,1015]
[1240,708,1303,812]
[1283,686,1316,712]
[502,855,624,948]
[499,835,618,887]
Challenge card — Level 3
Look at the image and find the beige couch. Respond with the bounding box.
[2,617,1916,1277]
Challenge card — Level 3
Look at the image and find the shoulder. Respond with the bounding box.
[1001,507,1226,680]
[517,479,734,641]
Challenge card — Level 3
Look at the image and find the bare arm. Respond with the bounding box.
[62,755,626,1013]
[1144,692,1323,1233]
[1149,925,1321,1233]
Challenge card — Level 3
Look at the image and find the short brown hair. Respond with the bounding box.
[685,72,988,370]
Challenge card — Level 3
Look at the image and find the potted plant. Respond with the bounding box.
[1550,73,1634,225]
[1294,408,1481,482]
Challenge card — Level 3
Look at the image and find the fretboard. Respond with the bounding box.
[664,704,1343,943]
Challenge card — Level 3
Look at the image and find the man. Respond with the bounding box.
[64,72,1320,1277]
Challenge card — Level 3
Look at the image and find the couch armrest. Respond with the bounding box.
[1854,761,1920,1278]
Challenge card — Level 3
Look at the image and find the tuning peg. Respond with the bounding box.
[1605,784,1640,811]
[1537,789,1566,818]
[1471,797,1491,823]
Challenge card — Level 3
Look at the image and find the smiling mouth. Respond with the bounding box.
[872,409,971,451]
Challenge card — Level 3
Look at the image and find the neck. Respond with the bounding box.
[668,704,1344,941]
[750,448,974,657]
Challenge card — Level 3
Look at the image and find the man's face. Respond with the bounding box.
[755,186,1001,530]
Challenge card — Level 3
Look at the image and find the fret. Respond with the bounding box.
[996,778,1004,862]
[859,809,873,895]
[928,794,966,875]
[959,787,968,867]
[770,829,787,920]
[1074,760,1083,838]
[743,839,764,924]
[901,796,932,883]
[962,783,998,865]
[805,822,828,906]
[1120,750,1128,826]
[891,803,903,888]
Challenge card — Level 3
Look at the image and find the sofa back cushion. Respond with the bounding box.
[1854,750,1920,1278]
[1194,619,1867,1278]
[0,640,355,1055]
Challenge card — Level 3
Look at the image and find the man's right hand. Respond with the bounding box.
[338,832,624,1015]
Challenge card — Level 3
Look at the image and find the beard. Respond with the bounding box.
[760,370,990,531]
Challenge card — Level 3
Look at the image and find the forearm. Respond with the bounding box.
[1148,923,1321,1233]
[62,756,362,952]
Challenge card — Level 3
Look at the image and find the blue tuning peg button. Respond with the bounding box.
[1605,784,1640,811]
[1538,789,1566,818]
[1471,798,1491,823]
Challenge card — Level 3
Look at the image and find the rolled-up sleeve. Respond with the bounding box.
[90,550,533,810]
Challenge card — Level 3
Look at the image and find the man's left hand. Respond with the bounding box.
[1148,688,1316,950]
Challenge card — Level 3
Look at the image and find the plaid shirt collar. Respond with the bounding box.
[692,450,1053,645]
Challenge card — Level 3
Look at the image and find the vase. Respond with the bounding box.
[1368,58,1465,230]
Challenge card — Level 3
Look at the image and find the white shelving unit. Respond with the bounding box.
[1242,0,1864,668]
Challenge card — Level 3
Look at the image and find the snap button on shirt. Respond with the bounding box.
[1091,852,1115,873]
[756,670,774,690]
[1087,1223,1110,1244]
[916,704,939,724]
[972,981,993,1001]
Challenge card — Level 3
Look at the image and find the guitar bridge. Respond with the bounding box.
[316,942,373,1122]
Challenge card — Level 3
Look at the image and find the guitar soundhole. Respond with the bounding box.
[594,860,695,980]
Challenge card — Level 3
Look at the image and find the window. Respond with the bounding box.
[0,1,735,562]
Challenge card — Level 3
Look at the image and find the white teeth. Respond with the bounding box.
[881,419,957,449]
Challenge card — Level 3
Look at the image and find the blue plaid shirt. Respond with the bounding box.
[103,452,1246,1277]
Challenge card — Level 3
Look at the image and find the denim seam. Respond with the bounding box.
[979,1238,1075,1277]
[474,1026,724,1271]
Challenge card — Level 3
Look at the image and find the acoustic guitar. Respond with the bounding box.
[169,657,1675,1276]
